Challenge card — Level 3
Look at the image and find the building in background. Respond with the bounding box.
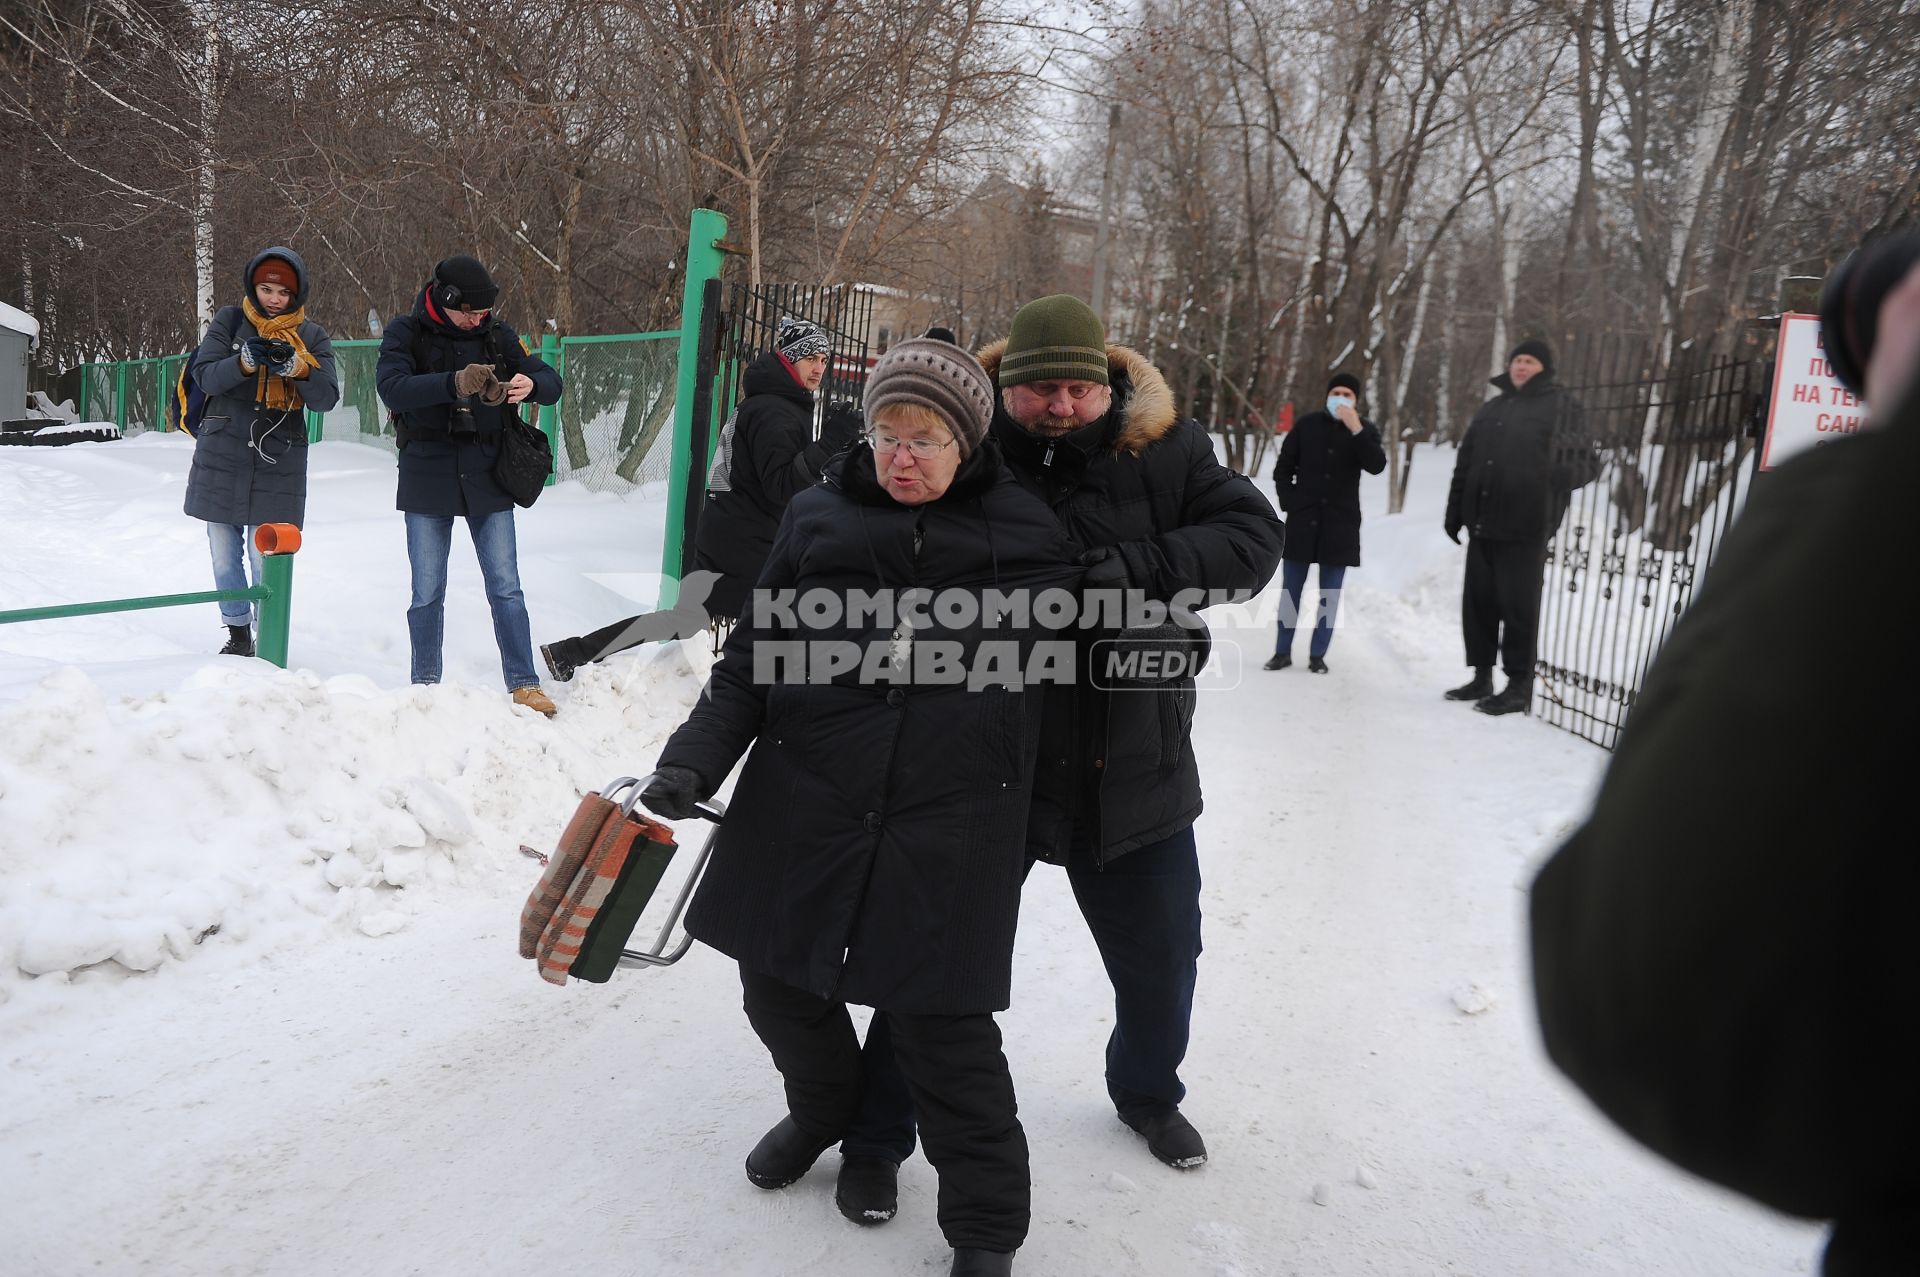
[1,303,40,420]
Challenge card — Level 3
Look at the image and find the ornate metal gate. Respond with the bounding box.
[1535,341,1764,749]
[718,281,875,418]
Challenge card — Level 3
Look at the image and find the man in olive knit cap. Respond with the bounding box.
[846,293,1284,1185]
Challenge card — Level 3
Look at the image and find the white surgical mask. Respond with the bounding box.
[1326,395,1350,416]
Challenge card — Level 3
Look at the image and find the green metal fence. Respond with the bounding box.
[77,329,685,495]
[0,533,301,668]
[65,209,731,596]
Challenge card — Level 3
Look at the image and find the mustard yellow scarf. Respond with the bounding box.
[242,297,319,411]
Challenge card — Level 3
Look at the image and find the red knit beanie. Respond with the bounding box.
[252,257,296,291]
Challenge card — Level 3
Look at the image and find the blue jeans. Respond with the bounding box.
[1276,559,1348,659]
[207,522,262,626]
[404,510,539,691]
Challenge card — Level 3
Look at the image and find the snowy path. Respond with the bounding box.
[1,439,1824,1275]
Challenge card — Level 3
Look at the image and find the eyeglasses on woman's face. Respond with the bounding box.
[865,429,955,459]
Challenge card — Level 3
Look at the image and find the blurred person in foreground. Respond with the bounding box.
[1530,242,1920,1276]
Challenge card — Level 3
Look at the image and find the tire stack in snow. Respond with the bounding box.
[0,419,121,447]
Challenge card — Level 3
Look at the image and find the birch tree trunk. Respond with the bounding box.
[191,15,220,337]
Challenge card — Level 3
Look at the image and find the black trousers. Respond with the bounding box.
[738,966,1030,1253]
[1462,536,1548,681]
[850,830,1205,1150]
[547,608,728,670]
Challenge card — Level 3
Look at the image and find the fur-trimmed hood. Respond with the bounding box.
[975,339,1180,457]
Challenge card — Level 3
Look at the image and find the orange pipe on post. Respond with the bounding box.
[254,523,302,555]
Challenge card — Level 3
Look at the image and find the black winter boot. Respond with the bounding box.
[1263,653,1292,671]
[1121,1107,1209,1169]
[1444,668,1493,701]
[1474,681,1532,716]
[744,1115,838,1190]
[950,1248,1015,1276]
[539,640,580,683]
[834,1154,899,1225]
[219,625,254,657]
[1307,655,1329,673]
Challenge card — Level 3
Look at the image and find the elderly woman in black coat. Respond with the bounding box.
[184,246,339,657]
[639,339,1080,1277]
[1267,372,1386,672]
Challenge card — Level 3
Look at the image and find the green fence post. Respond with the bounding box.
[539,329,561,487]
[660,208,729,608]
[79,364,93,422]
[255,543,297,669]
[114,360,129,431]
[157,360,171,431]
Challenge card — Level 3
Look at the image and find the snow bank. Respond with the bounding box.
[0,643,711,989]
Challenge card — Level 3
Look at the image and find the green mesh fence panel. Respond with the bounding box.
[72,332,681,494]
[121,357,166,436]
[82,364,114,422]
[314,340,394,453]
[551,334,680,492]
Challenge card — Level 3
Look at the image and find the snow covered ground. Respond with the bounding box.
[1,434,1823,1275]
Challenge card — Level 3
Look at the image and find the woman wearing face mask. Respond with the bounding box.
[184,247,340,657]
[638,339,1081,1277]
[1267,372,1386,672]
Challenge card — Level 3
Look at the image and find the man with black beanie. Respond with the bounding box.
[377,253,564,715]
[1268,370,1387,672]
[1442,338,1597,715]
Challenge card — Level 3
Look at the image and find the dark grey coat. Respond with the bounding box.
[183,246,339,527]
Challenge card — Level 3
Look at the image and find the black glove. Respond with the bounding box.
[1445,523,1462,545]
[640,765,706,820]
[819,404,862,455]
[240,337,272,371]
[1079,545,1132,590]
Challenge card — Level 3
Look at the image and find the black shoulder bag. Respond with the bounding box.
[487,330,554,507]
[495,408,553,507]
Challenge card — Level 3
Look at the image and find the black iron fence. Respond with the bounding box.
[675,280,876,578]
[1534,339,1764,749]
[718,281,874,419]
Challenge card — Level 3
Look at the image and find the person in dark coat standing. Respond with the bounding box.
[1442,338,1596,715]
[535,316,858,682]
[690,316,861,624]
[1266,371,1385,672]
[376,255,563,715]
[184,246,339,656]
[639,339,1081,1277]
[1529,255,1920,1277]
[846,296,1284,1184]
